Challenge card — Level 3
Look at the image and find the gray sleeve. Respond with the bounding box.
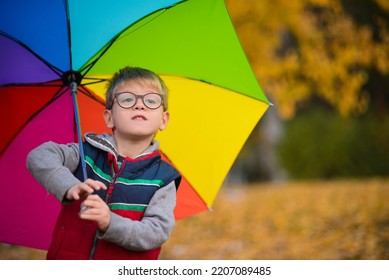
[99,181,177,251]
[26,141,82,202]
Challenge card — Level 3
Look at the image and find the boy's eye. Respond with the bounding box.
[145,98,157,105]
[122,97,134,104]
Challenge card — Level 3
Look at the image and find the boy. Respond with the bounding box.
[26,66,181,260]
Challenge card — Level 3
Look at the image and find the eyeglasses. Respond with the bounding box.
[112,92,164,110]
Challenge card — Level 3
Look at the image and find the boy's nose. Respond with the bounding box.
[133,96,145,110]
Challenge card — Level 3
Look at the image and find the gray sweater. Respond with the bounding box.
[26,133,177,251]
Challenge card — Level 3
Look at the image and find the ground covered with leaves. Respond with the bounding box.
[1,178,388,260]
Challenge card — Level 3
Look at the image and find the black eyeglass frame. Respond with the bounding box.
[111,92,164,110]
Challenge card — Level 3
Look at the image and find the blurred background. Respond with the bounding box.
[1,0,388,260]
[226,0,389,184]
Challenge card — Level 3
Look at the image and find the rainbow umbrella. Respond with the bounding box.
[0,0,269,250]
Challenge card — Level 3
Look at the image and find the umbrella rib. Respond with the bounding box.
[0,32,63,78]
[64,0,73,71]
[78,34,120,76]
[78,86,105,105]
[81,79,109,86]
[0,80,64,88]
[163,74,270,105]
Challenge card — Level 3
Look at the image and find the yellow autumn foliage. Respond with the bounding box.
[161,178,389,259]
[225,0,389,119]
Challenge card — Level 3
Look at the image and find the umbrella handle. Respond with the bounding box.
[71,82,88,181]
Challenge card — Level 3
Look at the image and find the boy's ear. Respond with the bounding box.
[103,109,114,129]
[159,111,170,131]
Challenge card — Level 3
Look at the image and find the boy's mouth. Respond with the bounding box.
[132,115,147,120]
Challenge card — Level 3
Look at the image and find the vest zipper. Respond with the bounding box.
[89,158,126,260]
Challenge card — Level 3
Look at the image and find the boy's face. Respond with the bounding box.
[103,80,169,143]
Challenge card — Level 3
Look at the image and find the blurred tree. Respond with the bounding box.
[225,0,389,119]
[225,0,389,182]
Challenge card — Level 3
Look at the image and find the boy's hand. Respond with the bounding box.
[66,179,107,201]
[79,194,111,232]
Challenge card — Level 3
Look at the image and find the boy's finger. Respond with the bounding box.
[85,179,107,190]
[86,194,103,203]
[82,196,103,209]
[94,181,107,190]
[80,183,94,194]
[83,194,98,203]
[72,192,80,200]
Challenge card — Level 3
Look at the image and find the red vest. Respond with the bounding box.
[46,200,161,260]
